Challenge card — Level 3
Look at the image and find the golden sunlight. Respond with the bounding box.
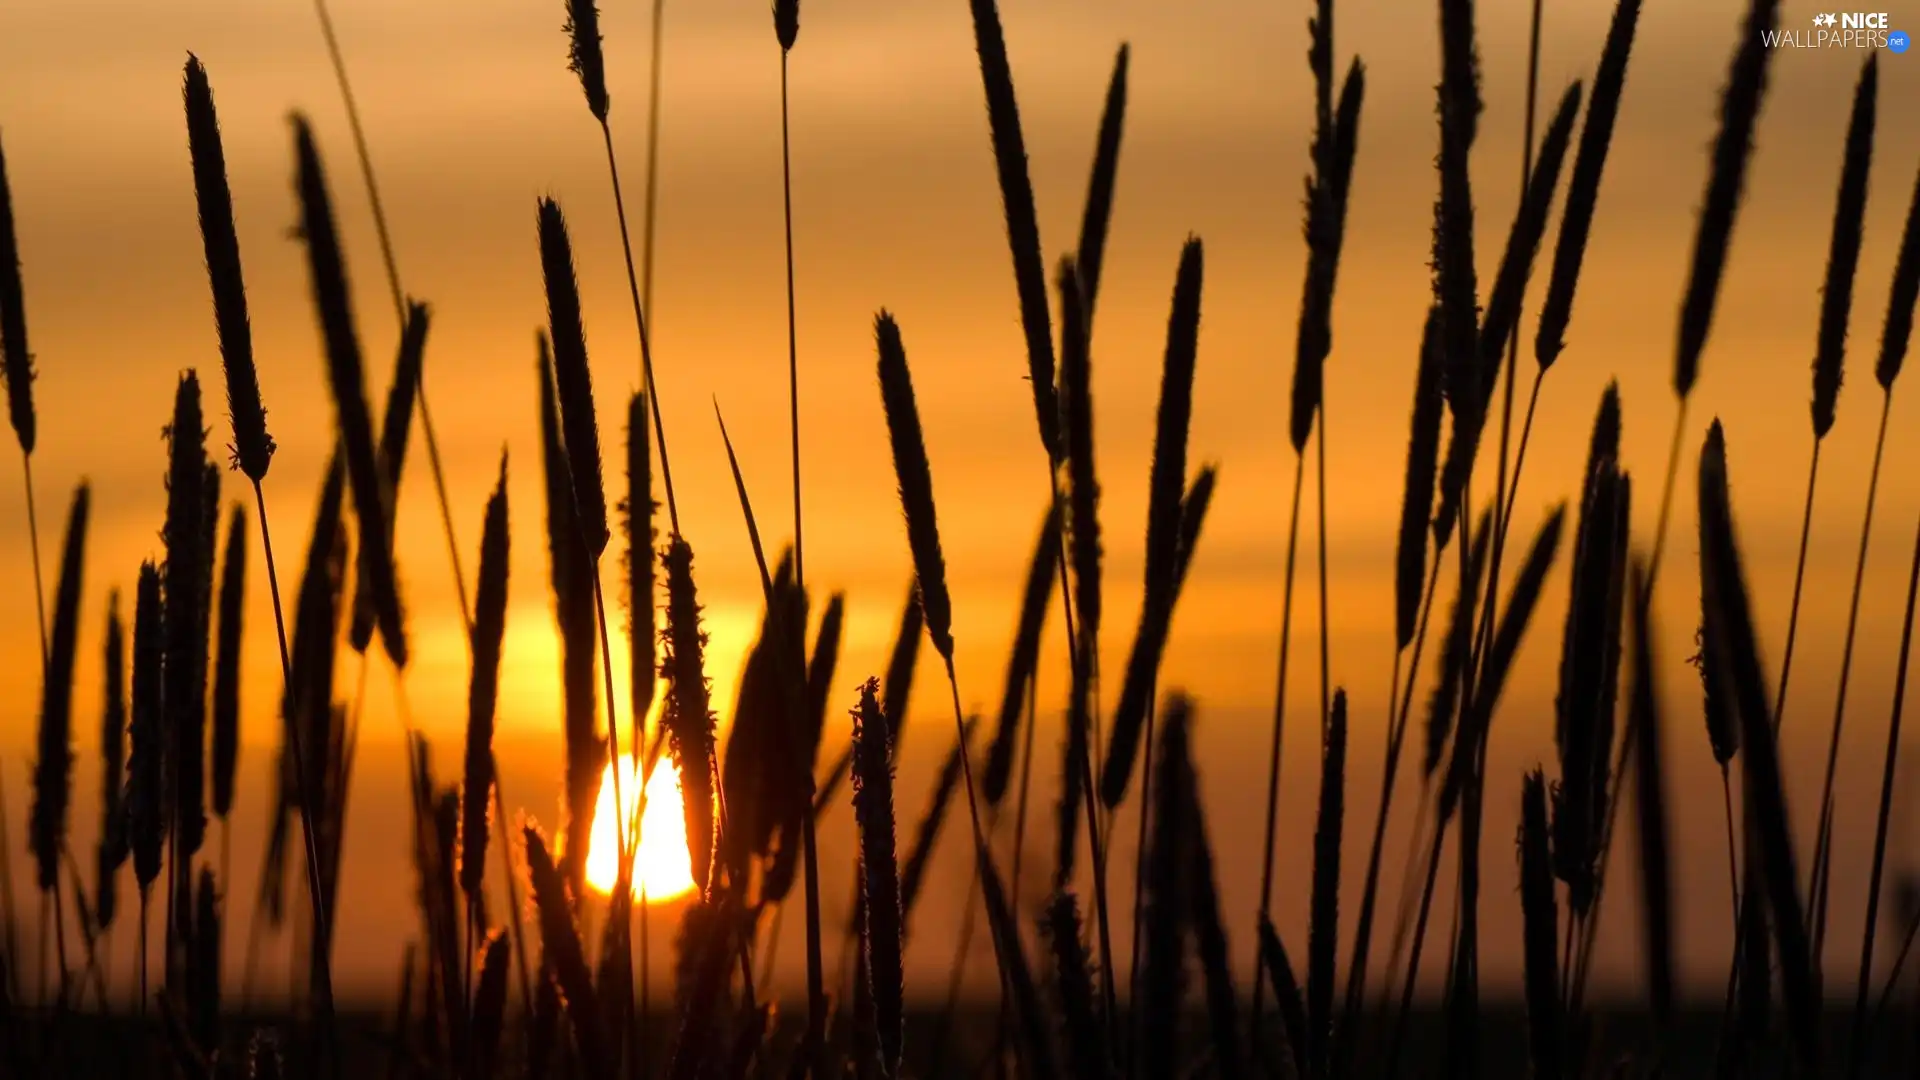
[584,755,696,902]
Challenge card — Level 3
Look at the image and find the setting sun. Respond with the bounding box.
[584,755,696,902]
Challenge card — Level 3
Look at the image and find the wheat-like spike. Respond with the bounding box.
[189,866,221,1051]
[1698,420,1818,1070]
[1811,55,1877,439]
[1536,0,1642,370]
[563,0,610,122]
[1395,308,1444,650]
[875,312,955,663]
[292,115,408,668]
[1042,892,1109,1080]
[1102,238,1204,807]
[986,501,1060,804]
[1306,690,1347,1080]
[1674,0,1782,398]
[211,505,246,820]
[96,591,128,928]
[471,928,511,1079]
[1474,81,1583,395]
[773,0,798,50]
[164,374,211,860]
[664,537,718,897]
[852,679,903,1079]
[1185,748,1242,1080]
[1073,45,1129,328]
[461,454,510,899]
[1057,258,1102,655]
[627,391,656,744]
[966,0,1061,463]
[184,56,274,482]
[126,562,165,891]
[0,133,36,456]
[523,824,608,1072]
[537,198,611,558]
[1441,504,1567,822]
[1424,508,1492,779]
[349,301,430,655]
[30,483,88,891]
[1518,769,1561,1080]
[1876,163,1920,391]
[537,336,601,896]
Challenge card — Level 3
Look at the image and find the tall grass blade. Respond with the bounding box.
[1102,238,1203,807]
[1307,690,1346,1080]
[965,0,1060,462]
[1698,420,1818,1071]
[184,56,274,483]
[349,302,430,655]
[986,502,1060,804]
[293,116,408,668]
[30,483,88,891]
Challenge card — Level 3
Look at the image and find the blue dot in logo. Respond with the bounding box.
[1891,29,1911,52]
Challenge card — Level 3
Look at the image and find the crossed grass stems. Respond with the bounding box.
[5,0,1920,1078]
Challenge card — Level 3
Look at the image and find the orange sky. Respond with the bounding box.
[2,0,1919,1007]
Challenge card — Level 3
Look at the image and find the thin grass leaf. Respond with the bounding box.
[1183,738,1241,1080]
[900,716,975,924]
[349,301,430,655]
[980,850,1060,1080]
[1627,559,1675,1029]
[1141,693,1194,1080]
[1442,504,1567,822]
[1306,691,1346,1080]
[986,501,1060,804]
[1259,916,1310,1080]
[1424,508,1492,779]
[184,55,273,482]
[1698,420,1818,1071]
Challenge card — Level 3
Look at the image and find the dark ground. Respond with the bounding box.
[4,1002,1914,1078]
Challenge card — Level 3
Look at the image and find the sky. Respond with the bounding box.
[1,0,1919,1010]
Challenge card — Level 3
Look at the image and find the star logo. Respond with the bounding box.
[1814,12,1837,25]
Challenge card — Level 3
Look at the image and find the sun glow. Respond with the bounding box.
[585,755,696,902]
